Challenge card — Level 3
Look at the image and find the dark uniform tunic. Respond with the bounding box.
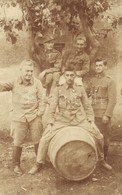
[89,72,116,118]
[88,72,116,155]
[41,48,62,72]
[63,49,90,77]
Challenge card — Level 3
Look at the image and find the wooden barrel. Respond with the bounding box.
[48,126,98,181]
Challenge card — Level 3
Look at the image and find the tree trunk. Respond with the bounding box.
[79,12,100,65]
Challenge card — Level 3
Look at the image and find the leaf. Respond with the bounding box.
[14,20,23,30]
[10,33,17,44]
[6,31,18,44]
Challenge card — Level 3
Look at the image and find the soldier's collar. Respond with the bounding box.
[18,76,34,85]
[75,49,84,55]
[44,48,53,53]
[96,72,106,78]
[65,83,75,89]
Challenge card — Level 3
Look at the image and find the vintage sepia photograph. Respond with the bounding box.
[0,0,122,194]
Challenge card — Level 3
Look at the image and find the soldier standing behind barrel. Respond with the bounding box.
[88,58,116,164]
[29,66,112,175]
[38,34,62,96]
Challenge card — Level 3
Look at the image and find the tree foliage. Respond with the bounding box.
[0,0,121,41]
[0,0,122,65]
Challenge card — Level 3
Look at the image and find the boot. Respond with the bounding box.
[34,144,39,155]
[13,146,23,175]
[28,162,42,175]
[100,160,112,171]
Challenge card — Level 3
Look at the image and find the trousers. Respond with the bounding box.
[36,119,104,164]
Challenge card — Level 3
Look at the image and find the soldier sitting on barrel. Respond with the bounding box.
[39,34,62,96]
[29,66,112,175]
[88,58,116,164]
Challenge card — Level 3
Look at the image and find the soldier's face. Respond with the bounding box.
[64,71,75,85]
[95,61,106,73]
[44,41,54,50]
[21,65,34,81]
[75,39,86,52]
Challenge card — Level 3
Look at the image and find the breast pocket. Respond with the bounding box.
[99,86,107,97]
[74,95,81,107]
[59,95,66,108]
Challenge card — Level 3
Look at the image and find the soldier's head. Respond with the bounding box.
[95,58,107,74]
[42,35,54,51]
[64,66,76,85]
[20,59,35,81]
[74,35,87,53]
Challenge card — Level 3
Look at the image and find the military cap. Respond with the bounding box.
[75,34,86,42]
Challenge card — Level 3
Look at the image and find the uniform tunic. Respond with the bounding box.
[0,76,46,145]
[48,83,94,125]
[62,49,90,77]
[36,83,104,164]
[41,48,62,73]
[88,72,116,118]
[88,72,116,148]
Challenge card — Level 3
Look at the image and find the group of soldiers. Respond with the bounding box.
[0,34,116,177]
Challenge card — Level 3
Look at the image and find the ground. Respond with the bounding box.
[0,134,122,195]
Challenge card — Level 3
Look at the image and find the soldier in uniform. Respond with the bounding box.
[61,35,90,86]
[29,66,112,175]
[88,58,116,162]
[0,60,46,175]
[39,35,62,96]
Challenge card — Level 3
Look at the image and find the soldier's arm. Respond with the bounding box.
[36,80,47,116]
[47,87,59,125]
[0,80,14,92]
[81,86,94,122]
[104,79,117,117]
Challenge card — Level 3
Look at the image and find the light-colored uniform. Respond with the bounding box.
[36,83,104,164]
[0,76,46,146]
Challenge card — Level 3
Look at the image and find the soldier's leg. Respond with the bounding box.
[78,120,104,161]
[28,124,54,174]
[11,121,28,175]
[78,120,112,170]
[50,72,60,93]
[39,71,46,87]
[45,73,53,96]
[45,73,53,85]
[95,117,110,160]
[29,122,67,174]
[29,116,43,155]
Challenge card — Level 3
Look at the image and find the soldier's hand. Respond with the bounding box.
[45,124,53,133]
[37,110,43,117]
[75,71,82,77]
[45,69,51,74]
[102,116,109,124]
